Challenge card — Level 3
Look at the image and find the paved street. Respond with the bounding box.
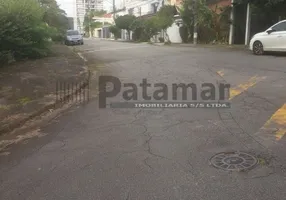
[1,39,286,200]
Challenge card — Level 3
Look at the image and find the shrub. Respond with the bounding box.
[144,17,160,41]
[115,15,136,40]
[179,26,188,43]
[0,0,58,65]
[109,25,121,39]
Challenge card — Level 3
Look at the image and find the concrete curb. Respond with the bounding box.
[0,51,89,136]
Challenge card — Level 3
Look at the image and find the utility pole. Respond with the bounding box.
[193,0,198,45]
[113,0,116,20]
[244,3,251,46]
[229,0,234,45]
[88,0,92,38]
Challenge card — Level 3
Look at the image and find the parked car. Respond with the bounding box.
[249,20,286,55]
[65,30,84,46]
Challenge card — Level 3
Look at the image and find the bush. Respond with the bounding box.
[0,0,56,65]
[109,25,121,40]
[144,17,160,41]
[130,18,145,42]
[179,26,189,43]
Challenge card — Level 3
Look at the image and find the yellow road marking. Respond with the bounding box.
[229,76,265,100]
[275,129,286,140]
[262,104,286,140]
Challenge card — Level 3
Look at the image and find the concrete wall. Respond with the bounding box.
[167,23,182,43]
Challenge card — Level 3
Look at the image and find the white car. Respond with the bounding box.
[249,20,286,55]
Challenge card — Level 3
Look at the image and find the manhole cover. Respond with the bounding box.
[210,151,258,171]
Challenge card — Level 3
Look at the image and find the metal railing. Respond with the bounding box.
[56,71,91,105]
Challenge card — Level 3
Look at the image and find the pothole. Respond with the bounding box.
[210,151,258,171]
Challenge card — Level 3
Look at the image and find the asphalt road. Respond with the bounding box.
[1,39,286,200]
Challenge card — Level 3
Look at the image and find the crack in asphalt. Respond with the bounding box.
[143,157,153,170]
[248,172,276,180]
[143,130,196,176]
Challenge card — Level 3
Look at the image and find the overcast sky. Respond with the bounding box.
[56,0,122,17]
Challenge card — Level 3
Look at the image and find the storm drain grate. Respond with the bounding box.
[210,151,258,171]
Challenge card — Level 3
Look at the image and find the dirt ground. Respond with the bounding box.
[0,45,87,135]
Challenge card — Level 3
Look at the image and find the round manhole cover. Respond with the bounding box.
[210,151,258,171]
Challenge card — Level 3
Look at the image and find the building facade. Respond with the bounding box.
[67,17,75,30]
[75,0,104,32]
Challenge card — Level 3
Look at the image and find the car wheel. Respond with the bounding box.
[253,41,264,55]
[81,41,84,45]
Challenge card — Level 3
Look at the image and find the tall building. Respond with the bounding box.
[67,17,74,30]
[76,0,104,32]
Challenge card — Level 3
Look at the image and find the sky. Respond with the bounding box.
[56,0,122,18]
[56,0,75,17]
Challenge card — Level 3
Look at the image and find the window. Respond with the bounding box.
[272,22,286,31]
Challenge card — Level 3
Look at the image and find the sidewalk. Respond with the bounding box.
[0,44,88,135]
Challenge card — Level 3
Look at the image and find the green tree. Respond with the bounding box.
[156,5,176,43]
[109,25,121,40]
[130,18,147,41]
[179,0,230,43]
[39,0,69,41]
[143,17,160,41]
[114,15,136,40]
[83,10,107,37]
[0,0,54,64]
[178,0,194,42]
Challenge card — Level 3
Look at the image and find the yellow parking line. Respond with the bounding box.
[262,104,286,140]
[229,76,265,100]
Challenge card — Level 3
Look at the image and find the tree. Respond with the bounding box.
[114,15,136,40]
[178,0,194,41]
[143,17,160,41]
[130,18,146,41]
[109,25,121,40]
[83,10,107,37]
[39,0,69,38]
[156,5,176,43]
[179,0,231,43]
[0,0,54,64]
[38,0,70,42]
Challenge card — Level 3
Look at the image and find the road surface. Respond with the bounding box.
[1,39,286,200]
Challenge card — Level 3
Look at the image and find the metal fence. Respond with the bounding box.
[56,71,91,105]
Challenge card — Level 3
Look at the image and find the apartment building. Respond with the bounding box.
[76,0,104,32]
